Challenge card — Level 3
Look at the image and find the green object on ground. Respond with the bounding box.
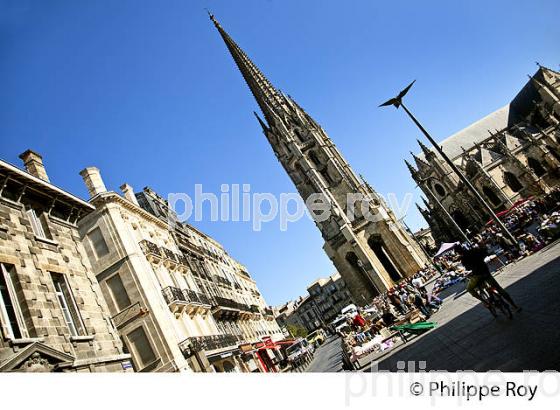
[391,321,438,332]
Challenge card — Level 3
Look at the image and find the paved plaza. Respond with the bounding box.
[308,241,560,372]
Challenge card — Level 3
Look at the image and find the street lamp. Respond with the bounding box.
[379,81,519,248]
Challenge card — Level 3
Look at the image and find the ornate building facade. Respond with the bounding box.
[210,15,428,304]
[408,66,560,245]
[0,151,131,372]
[77,169,282,373]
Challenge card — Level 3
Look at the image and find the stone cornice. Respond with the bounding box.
[90,192,170,231]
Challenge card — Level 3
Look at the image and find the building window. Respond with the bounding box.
[433,183,446,197]
[88,227,109,258]
[26,209,51,239]
[106,274,131,312]
[0,263,27,339]
[482,186,501,207]
[51,272,85,336]
[127,327,157,369]
[527,157,546,178]
[504,172,523,193]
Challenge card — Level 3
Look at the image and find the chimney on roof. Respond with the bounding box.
[120,183,139,206]
[79,167,107,198]
[19,150,49,182]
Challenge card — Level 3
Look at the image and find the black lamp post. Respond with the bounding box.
[380,81,519,248]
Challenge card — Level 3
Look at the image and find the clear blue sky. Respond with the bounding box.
[1,0,558,306]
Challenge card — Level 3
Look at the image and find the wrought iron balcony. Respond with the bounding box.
[178,334,239,357]
[213,296,240,311]
[249,304,260,313]
[139,239,163,262]
[163,286,186,305]
[196,292,213,306]
[162,286,209,315]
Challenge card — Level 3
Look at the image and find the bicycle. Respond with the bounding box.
[475,278,513,319]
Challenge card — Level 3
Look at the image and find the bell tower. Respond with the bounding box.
[210,15,427,303]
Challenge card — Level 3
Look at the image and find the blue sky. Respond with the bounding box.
[1,0,558,306]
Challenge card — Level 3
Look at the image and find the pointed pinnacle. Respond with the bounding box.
[253,111,269,132]
[404,159,417,175]
[417,139,432,157]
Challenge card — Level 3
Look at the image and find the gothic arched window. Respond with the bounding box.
[433,182,446,197]
[308,150,322,167]
[482,186,501,207]
[367,236,402,282]
[527,157,546,177]
[504,171,523,193]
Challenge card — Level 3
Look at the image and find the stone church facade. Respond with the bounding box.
[210,15,428,304]
[408,65,560,246]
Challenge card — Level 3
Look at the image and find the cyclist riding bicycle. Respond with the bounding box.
[455,242,521,312]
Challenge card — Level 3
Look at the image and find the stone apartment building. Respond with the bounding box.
[0,151,131,372]
[276,272,354,334]
[135,187,283,372]
[77,170,283,373]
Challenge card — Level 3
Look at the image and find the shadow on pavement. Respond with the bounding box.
[364,253,560,372]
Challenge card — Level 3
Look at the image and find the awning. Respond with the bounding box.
[433,242,460,258]
[486,196,534,224]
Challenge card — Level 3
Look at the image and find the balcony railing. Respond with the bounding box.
[197,292,213,306]
[139,239,163,262]
[178,334,239,357]
[163,286,211,314]
[249,304,260,313]
[213,296,241,311]
[163,286,185,305]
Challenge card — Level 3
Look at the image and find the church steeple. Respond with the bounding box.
[211,14,428,303]
[209,13,285,124]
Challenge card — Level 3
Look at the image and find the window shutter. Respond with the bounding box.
[26,209,46,238]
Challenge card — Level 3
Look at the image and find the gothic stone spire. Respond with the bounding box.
[210,15,428,303]
[210,13,285,124]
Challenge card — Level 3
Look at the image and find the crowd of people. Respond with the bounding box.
[338,190,560,369]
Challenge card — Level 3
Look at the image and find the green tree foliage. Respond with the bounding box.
[286,323,308,338]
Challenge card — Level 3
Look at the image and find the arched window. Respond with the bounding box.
[482,186,501,207]
[293,128,305,143]
[308,150,322,167]
[367,236,401,282]
[433,182,446,197]
[320,168,334,185]
[504,172,523,193]
[527,157,546,177]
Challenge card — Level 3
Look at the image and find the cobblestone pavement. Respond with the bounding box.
[361,240,560,372]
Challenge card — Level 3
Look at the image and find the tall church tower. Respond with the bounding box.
[210,15,427,304]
